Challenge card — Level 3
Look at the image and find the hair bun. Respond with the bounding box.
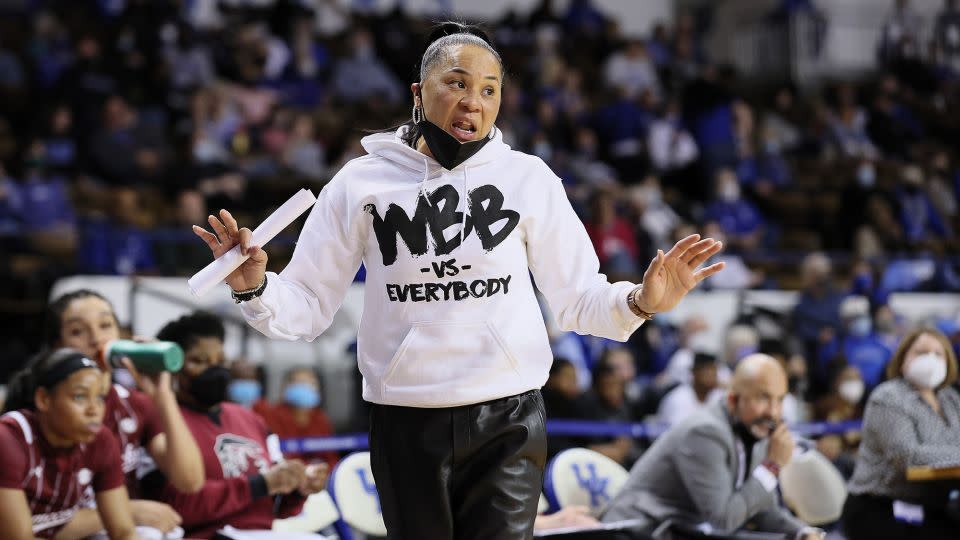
[425,21,493,49]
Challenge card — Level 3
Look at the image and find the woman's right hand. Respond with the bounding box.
[193,209,268,292]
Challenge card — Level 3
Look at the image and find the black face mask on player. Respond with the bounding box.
[415,117,494,170]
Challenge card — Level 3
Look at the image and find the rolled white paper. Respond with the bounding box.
[188,188,317,298]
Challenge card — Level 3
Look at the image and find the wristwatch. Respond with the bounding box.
[626,286,655,320]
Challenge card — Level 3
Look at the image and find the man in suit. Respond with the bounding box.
[600,354,825,540]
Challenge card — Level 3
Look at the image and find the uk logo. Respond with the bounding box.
[356,469,381,514]
[571,463,610,508]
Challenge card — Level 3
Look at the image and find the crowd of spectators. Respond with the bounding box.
[0,1,959,449]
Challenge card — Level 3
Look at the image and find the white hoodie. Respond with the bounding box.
[240,127,644,407]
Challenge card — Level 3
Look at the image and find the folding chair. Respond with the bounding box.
[273,490,341,534]
[779,449,847,525]
[543,448,630,516]
[327,451,387,540]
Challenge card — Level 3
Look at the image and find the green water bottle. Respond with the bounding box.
[103,340,184,374]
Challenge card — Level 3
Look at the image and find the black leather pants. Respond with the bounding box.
[369,390,547,540]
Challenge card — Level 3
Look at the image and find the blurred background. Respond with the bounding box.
[0,0,958,441]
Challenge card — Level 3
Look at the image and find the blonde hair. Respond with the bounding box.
[885,327,958,389]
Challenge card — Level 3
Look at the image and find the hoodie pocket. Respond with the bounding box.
[381,321,521,401]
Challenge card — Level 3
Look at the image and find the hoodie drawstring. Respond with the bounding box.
[419,157,470,251]
[419,157,432,208]
[460,166,469,251]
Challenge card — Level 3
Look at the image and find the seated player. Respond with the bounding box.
[145,312,328,539]
[0,348,138,539]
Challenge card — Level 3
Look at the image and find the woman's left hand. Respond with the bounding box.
[635,234,725,314]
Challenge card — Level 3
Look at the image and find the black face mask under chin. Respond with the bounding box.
[416,119,492,170]
[187,365,231,409]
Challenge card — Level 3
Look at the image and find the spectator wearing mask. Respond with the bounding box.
[843,327,960,540]
[627,176,680,253]
[149,312,327,539]
[227,359,266,410]
[873,303,903,351]
[703,168,764,252]
[897,165,952,251]
[839,160,882,250]
[701,221,765,290]
[601,354,826,539]
[647,99,699,176]
[256,366,338,470]
[828,83,878,160]
[819,302,893,391]
[813,363,865,478]
[0,348,138,540]
[657,352,725,426]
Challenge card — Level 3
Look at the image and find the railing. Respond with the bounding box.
[128,277,256,356]
[278,419,863,454]
[117,227,960,280]
[730,9,943,86]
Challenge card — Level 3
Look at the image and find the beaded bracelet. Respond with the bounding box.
[232,275,267,304]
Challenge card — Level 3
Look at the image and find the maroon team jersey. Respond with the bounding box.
[151,402,304,539]
[0,410,125,538]
[102,384,163,497]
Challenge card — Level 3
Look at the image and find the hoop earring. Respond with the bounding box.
[412,104,424,124]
